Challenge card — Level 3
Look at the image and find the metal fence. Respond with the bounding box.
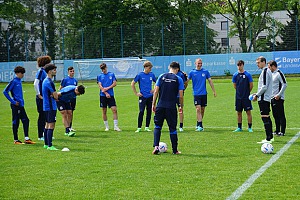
[0,15,299,62]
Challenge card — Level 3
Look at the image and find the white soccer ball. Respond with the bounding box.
[159,142,168,153]
[261,143,273,154]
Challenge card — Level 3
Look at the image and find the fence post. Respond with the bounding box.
[62,28,65,60]
[204,18,207,54]
[25,30,28,61]
[6,30,10,62]
[296,15,299,51]
[100,27,104,58]
[141,24,144,58]
[120,24,123,57]
[226,18,229,53]
[81,27,84,59]
[182,21,185,56]
[161,23,164,56]
[272,18,275,51]
[42,25,46,55]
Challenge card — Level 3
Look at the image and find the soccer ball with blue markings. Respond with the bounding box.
[261,143,274,154]
[159,142,168,153]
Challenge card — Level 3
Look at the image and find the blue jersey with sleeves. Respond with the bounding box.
[42,77,57,111]
[188,68,211,95]
[232,71,253,99]
[3,77,24,107]
[156,73,184,109]
[59,85,77,103]
[35,68,47,96]
[133,72,157,98]
[97,72,116,96]
[60,76,78,87]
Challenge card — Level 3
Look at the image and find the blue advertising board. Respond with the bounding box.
[0,51,299,82]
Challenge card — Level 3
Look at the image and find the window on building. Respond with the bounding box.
[221,21,228,30]
[258,36,267,40]
[221,38,229,47]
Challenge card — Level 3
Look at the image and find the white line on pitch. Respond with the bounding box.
[226,131,300,200]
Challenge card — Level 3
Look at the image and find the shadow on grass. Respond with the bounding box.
[155,152,238,159]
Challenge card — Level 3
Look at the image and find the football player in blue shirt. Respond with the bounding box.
[3,66,36,145]
[34,55,51,140]
[232,60,254,132]
[57,85,85,137]
[131,61,157,133]
[176,67,188,132]
[42,64,59,150]
[59,66,78,132]
[97,63,121,131]
[152,62,184,155]
[187,58,217,131]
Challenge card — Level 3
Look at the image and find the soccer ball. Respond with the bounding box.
[249,93,255,101]
[261,143,274,154]
[159,142,168,153]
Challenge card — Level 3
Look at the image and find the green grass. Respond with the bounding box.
[0,77,300,199]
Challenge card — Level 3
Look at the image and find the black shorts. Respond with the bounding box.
[45,110,57,123]
[100,96,116,108]
[56,101,72,111]
[235,98,253,112]
[258,100,271,115]
[194,95,207,107]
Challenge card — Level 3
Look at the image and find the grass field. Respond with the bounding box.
[0,77,299,199]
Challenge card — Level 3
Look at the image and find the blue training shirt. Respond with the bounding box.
[3,76,24,107]
[232,71,253,99]
[156,73,184,109]
[97,72,116,96]
[133,72,157,98]
[35,68,47,96]
[60,76,78,87]
[42,77,57,111]
[188,68,211,95]
[58,85,77,103]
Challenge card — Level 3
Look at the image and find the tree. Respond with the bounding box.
[212,0,283,52]
[276,1,300,51]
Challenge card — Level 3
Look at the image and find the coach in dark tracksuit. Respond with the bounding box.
[268,60,287,136]
[151,62,184,155]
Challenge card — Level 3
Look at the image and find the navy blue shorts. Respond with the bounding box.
[44,110,57,123]
[100,96,116,108]
[70,99,76,111]
[154,107,177,133]
[235,98,252,112]
[258,100,271,115]
[194,95,207,107]
[56,101,72,111]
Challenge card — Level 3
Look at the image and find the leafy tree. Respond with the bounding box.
[0,0,28,61]
[276,1,300,51]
